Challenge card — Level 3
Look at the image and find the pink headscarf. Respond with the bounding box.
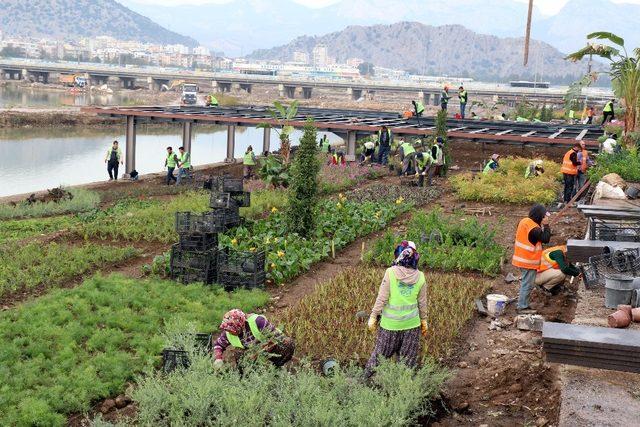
[220,309,246,335]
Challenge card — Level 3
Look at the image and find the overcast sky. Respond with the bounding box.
[125,0,640,15]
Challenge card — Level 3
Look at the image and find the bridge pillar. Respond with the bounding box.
[120,77,135,89]
[182,122,193,154]
[262,127,271,154]
[239,83,252,94]
[302,87,313,99]
[218,82,232,93]
[349,88,363,101]
[284,85,296,99]
[29,71,49,83]
[125,116,137,175]
[419,91,431,105]
[278,84,285,98]
[432,93,441,106]
[225,125,236,163]
[367,90,375,100]
[346,131,357,162]
[211,80,218,91]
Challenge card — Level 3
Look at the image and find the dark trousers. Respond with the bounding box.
[167,167,177,185]
[602,112,614,125]
[365,327,421,378]
[417,165,433,187]
[586,117,593,124]
[563,173,576,203]
[441,103,448,111]
[107,161,119,180]
[377,145,390,165]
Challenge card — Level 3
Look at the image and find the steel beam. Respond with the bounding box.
[225,125,236,163]
[125,115,137,175]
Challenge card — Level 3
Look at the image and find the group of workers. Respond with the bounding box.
[164,146,192,185]
[513,204,579,313]
[561,141,593,204]
[482,155,545,178]
[438,85,468,119]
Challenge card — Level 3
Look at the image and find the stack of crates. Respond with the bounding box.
[169,174,266,290]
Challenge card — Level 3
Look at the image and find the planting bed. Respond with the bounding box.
[0,274,268,426]
[450,157,562,205]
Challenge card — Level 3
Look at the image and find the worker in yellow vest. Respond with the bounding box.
[243,145,257,179]
[601,99,615,125]
[164,146,179,185]
[365,241,427,378]
[176,146,192,185]
[213,309,294,368]
[398,138,417,175]
[512,204,551,313]
[535,245,580,294]
[560,143,581,203]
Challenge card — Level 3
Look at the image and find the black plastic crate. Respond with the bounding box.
[193,332,213,351]
[170,244,217,284]
[229,191,251,208]
[589,219,640,242]
[210,192,232,209]
[178,232,218,251]
[217,248,266,289]
[162,349,190,373]
[175,211,237,234]
[207,175,244,192]
[212,206,241,227]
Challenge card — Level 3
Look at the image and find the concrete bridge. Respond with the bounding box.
[0,59,614,107]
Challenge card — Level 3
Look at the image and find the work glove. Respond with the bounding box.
[213,359,224,369]
[367,316,378,332]
[420,320,428,338]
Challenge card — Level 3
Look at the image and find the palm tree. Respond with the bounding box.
[566,32,640,137]
[258,101,299,163]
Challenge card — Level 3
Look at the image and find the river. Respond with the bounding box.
[0,84,145,108]
[0,125,340,197]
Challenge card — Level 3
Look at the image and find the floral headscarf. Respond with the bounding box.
[393,240,420,269]
[220,309,246,335]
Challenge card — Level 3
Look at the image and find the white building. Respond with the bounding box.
[292,51,309,64]
[312,44,329,66]
[193,46,210,56]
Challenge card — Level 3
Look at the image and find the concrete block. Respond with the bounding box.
[515,314,544,331]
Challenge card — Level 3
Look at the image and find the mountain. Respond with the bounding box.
[248,22,587,83]
[118,0,640,56]
[0,0,197,47]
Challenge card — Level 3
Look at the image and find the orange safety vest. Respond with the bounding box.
[512,218,543,269]
[561,149,578,175]
[537,245,567,273]
[580,149,589,173]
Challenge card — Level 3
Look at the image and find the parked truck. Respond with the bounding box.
[181,83,199,105]
[59,74,87,88]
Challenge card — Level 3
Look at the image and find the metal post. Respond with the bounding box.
[262,127,271,154]
[125,115,137,175]
[182,121,192,153]
[346,130,357,162]
[225,125,236,163]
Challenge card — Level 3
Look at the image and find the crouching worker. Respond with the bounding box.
[365,241,427,378]
[414,152,434,187]
[483,154,500,174]
[536,245,580,294]
[213,309,295,368]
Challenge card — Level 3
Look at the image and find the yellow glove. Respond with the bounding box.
[420,320,428,338]
[213,359,224,369]
[367,316,378,332]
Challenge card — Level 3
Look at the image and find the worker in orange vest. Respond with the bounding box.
[560,143,581,204]
[575,141,593,194]
[535,245,580,294]
[512,204,551,313]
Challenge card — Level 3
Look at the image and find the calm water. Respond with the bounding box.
[0,85,143,108]
[0,126,340,197]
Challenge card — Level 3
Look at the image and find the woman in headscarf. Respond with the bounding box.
[212,309,294,368]
[364,241,428,377]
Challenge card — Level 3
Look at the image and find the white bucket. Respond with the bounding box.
[486,294,509,316]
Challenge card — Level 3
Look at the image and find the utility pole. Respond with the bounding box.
[523,0,533,66]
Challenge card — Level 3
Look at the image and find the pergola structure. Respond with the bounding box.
[82,105,602,174]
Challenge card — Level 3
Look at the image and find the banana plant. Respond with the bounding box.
[566,31,640,138]
[258,100,299,163]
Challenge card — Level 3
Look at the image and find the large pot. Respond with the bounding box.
[608,309,631,328]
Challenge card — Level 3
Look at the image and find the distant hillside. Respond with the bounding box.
[248,22,589,83]
[0,0,197,47]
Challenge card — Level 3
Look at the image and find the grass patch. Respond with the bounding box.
[0,188,100,220]
[279,267,490,362]
[0,274,269,426]
[588,147,640,182]
[0,215,78,243]
[123,350,447,426]
[450,157,562,205]
[240,188,288,219]
[0,242,138,299]
[365,209,505,276]
[77,191,209,243]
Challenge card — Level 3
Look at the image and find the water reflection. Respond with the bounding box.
[0,84,144,108]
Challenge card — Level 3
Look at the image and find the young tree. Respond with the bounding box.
[435,109,451,175]
[258,101,299,163]
[287,118,320,238]
[566,32,640,139]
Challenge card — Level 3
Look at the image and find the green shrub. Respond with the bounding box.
[0,274,269,426]
[129,350,447,427]
[0,188,100,220]
[240,189,288,219]
[0,242,138,298]
[450,157,562,205]
[365,209,505,276]
[588,147,640,182]
[287,119,320,237]
[0,215,78,243]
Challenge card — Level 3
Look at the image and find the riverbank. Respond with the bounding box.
[0,107,122,128]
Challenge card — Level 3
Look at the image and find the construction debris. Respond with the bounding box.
[515,314,545,331]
